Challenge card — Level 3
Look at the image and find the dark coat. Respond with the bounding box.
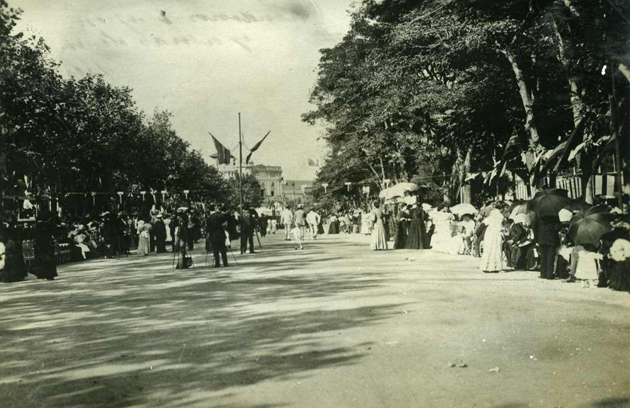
[509,223,528,244]
[206,213,227,244]
[534,216,561,247]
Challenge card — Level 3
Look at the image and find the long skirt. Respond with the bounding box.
[137,234,150,256]
[480,228,504,272]
[32,252,58,280]
[394,220,408,249]
[609,260,630,292]
[370,220,388,250]
[405,219,426,250]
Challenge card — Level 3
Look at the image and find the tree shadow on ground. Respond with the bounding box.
[0,236,409,408]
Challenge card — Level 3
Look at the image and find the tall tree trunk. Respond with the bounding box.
[501,49,542,151]
[460,146,473,203]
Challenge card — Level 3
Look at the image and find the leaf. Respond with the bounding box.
[568,142,586,162]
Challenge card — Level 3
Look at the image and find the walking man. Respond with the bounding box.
[294,204,307,241]
[206,205,228,267]
[306,208,321,240]
[240,208,256,254]
[281,205,294,241]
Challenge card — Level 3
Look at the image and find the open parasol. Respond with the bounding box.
[526,188,571,218]
[509,202,529,220]
[451,203,478,216]
[388,182,419,198]
[508,200,526,213]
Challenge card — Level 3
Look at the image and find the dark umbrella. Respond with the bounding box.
[569,205,611,226]
[526,188,571,218]
[567,211,615,247]
[563,199,592,213]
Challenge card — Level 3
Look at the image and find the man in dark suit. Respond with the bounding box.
[239,208,257,254]
[534,215,561,279]
[206,205,228,267]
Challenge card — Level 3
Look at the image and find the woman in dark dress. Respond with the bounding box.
[394,204,411,249]
[0,224,28,283]
[32,214,58,281]
[405,205,427,249]
[327,215,339,234]
[175,212,191,269]
[382,206,391,242]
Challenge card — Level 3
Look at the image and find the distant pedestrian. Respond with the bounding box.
[206,205,229,267]
[480,209,505,273]
[306,209,321,240]
[294,204,307,240]
[370,202,388,251]
[240,209,256,254]
[137,222,151,256]
[281,206,294,241]
[31,212,58,280]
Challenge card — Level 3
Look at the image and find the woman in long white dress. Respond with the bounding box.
[370,202,388,251]
[430,207,457,253]
[137,222,151,256]
[480,209,505,273]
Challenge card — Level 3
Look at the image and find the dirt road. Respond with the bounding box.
[1,233,629,408]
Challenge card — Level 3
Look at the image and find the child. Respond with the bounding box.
[290,225,304,250]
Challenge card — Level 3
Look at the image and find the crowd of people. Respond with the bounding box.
[2,191,629,294]
[318,190,630,293]
[0,202,278,282]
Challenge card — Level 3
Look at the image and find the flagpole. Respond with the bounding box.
[239,113,243,211]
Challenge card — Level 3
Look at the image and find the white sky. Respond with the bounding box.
[11,0,354,180]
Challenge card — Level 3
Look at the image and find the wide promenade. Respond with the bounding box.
[1,233,629,408]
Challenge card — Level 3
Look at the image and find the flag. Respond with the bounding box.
[210,133,231,165]
[308,159,318,167]
[246,130,271,164]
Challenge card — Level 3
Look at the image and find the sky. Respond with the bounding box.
[11,0,355,180]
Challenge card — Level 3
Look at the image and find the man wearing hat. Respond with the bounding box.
[154,213,167,253]
[294,204,307,241]
[206,205,229,267]
[281,205,294,241]
[239,208,257,254]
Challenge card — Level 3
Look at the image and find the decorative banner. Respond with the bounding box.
[91,192,97,206]
[117,191,124,204]
[140,191,146,201]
